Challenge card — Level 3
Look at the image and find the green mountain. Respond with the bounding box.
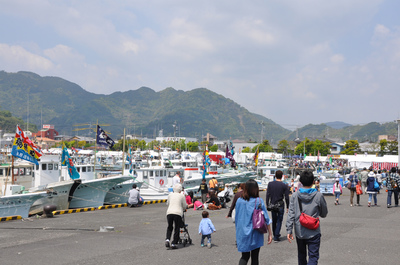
[0,71,289,141]
[285,122,397,142]
[0,71,395,143]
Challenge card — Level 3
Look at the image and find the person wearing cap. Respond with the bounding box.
[332,178,342,205]
[348,169,360,206]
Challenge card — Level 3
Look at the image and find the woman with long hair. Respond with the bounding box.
[235,179,272,265]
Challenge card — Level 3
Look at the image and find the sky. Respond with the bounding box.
[1,0,400,131]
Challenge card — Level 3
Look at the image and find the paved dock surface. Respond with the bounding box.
[1,190,399,265]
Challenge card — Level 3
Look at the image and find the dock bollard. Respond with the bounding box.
[43,205,57,218]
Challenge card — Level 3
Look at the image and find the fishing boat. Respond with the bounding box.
[68,175,132,208]
[0,191,48,218]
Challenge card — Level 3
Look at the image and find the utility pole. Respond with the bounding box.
[260,121,264,143]
[397,119,400,167]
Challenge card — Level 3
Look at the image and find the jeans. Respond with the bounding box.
[334,192,341,200]
[166,214,182,244]
[387,189,399,206]
[368,193,377,204]
[201,234,211,245]
[271,207,284,240]
[296,233,321,265]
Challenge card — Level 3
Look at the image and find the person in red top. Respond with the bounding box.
[186,191,194,208]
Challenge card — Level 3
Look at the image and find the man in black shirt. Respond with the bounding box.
[266,170,290,242]
[198,179,209,203]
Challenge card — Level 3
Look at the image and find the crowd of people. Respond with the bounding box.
[129,165,400,264]
[162,170,330,265]
[343,167,400,208]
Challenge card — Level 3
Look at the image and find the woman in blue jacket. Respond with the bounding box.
[235,179,272,265]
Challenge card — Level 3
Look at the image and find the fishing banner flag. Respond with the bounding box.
[11,125,42,165]
[61,143,80,180]
[254,147,260,167]
[97,125,115,148]
[202,145,211,179]
[127,144,133,174]
[226,145,236,168]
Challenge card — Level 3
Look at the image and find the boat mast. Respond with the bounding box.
[122,128,125,175]
[94,119,98,179]
[397,119,400,168]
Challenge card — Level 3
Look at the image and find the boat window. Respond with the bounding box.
[77,167,80,172]
[149,171,153,177]
[88,166,91,172]
[26,168,32,175]
[169,172,175,177]
[42,164,47,170]
[0,169,3,175]
[162,170,166,176]
[143,171,148,179]
[48,164,53,170]
[36,164,39,170]
[82,167,86,172]
[54,164,59,170]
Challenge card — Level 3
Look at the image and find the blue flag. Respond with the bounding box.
[97,125,115,148]
[61,144,80,180]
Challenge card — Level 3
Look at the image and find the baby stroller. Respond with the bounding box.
[178,210,192,247]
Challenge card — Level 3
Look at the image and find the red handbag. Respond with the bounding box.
[356,184,363,195]
[298,198,319,230]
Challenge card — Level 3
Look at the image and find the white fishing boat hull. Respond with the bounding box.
[0,192,48,218]
[69,176,131,208]
[139,189,169,201]
[29,180,80,215]
[104,180,143,204]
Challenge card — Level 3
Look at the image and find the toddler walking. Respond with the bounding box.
[198,211,216,248]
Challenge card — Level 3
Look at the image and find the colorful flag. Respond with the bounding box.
[254,147,260,166]
[226,145,236,168]
[202,147,211,179]
[128,144,133,174]
[11,125,42,165]
[61,143,80,180]
[97,125,115,148]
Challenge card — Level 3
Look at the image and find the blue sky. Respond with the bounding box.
[0,0,399,130]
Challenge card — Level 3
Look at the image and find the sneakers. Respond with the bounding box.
[165,240,170,248]
[350,204,353,207]
[387,204,391,208]
[368,202,371,207]
[207,243,211,249]
[201,244,204,247]
[171,244,177,249]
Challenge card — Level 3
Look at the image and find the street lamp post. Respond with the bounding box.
[397,119,400,168]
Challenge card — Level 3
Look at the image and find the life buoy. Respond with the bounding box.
[159,179,164,186]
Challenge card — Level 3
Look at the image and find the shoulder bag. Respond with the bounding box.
[252,198,269,234]
[374,178,380,191]
[267,200,283,212]
[298,198,319,230]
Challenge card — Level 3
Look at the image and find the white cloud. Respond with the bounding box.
[330,54,345,63]
[0,43,53,71]
[0,0,399,127]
